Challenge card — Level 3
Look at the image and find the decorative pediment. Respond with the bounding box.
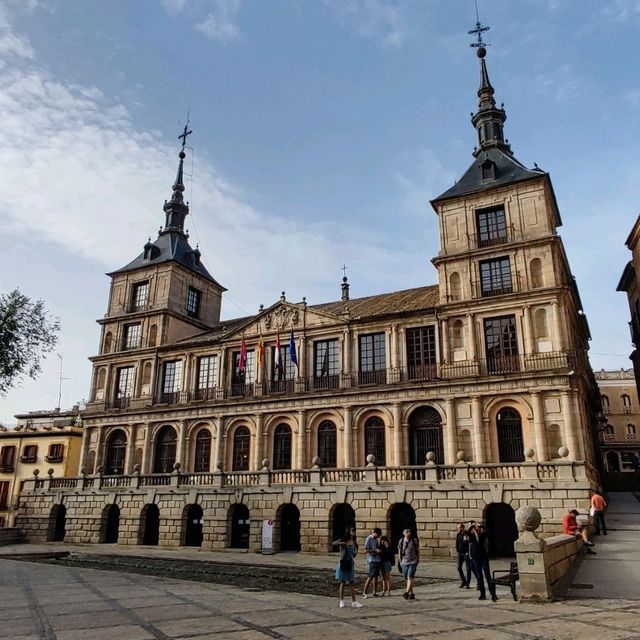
[263,304,300,331]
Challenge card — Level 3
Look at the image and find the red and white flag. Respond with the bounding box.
[238,336,247,374]
[274,332,281,371]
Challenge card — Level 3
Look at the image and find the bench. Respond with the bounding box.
[493,561,519,601]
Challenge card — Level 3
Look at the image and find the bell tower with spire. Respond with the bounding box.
[88,124,226,408]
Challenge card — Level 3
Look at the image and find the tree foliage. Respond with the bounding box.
[0,289,60,397]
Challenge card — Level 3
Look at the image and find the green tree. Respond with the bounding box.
[0,289,60,396]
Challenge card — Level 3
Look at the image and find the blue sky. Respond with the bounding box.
[1,0,639,422]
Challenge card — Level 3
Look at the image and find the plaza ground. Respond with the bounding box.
[1,492,638,640]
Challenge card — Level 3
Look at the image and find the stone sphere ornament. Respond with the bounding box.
[558,446,569,458]
[47,468,54,477]
[366,454,376,466]
[456,450,466,462]
[173,462,181,471]
[425,451,436,463]
[261,458,269,469]
[524,448,535,461]
[311,456,321,468]
[516,505,542,532]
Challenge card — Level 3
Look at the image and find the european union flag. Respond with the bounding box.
[289,329,298,367]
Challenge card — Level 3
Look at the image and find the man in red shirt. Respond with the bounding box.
[591,492,607,535]
[562,509,595,554]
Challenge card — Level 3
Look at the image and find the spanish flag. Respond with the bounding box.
[257,334,265,378]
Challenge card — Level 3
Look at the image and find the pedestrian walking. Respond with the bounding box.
[379,535,394,596]
[590,491,607,535]
[362,527,382,598]
[467,522,497,601]
[455,523,472,588]
[333,527,363,609]
[398,528,419,600]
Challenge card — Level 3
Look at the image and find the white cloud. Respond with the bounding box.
[196,0,242,43]
[0,4,34,58]
[323,0,408,48]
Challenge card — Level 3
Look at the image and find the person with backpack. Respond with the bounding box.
[379,535,394,596]
[333,527,363,609]
[398,528,419,600]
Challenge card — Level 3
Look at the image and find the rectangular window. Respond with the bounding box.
[0,482,8,509]
[21,445,38,463]
[406,326,436,380]
[271,345,296,393]
[46,444,64,463]
[231,350,255,397]
[186,286,201,318]
[484,315,519,374]
[195,355,218,400]
[479,257,512,297]
[0,446,16,471]
[314,339,340,389]
[476,206,507,247]
[358,332,386,385]
[123,323,141,349]
[115,366,134,408]
[162,360,183,402]
[131,281,149,311]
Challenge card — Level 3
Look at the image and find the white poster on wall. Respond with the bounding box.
[262,519,274,554]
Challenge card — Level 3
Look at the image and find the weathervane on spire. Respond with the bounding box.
[178,113,193,153]
[469,0,490,48]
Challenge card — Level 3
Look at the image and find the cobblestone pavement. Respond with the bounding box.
[1,555,639,640]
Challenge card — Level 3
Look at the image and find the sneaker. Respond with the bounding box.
[402,592,409,600]
[352,601,363,609]
[491,594,498,602]
[587,548,597,555]
[585,540,595,547]
[409,593,416,600]
[478,594,487,600]
[459,583,467,588]
[361,593,368,599]
[339,600,346,608]
[373,592,379,597]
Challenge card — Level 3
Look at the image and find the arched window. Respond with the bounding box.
[530,258,544,288]
[496,407,524,463]
[194,429,211,472]
[364,416,386,466]
[601,395,610,409]
[408,407,444,465]
[450,272,462,301]
[452,319,465,349]
[603,424,614,435]
[459,428,473,461]
[273,424,292,470]
[232,427,250,471]
[153,426,177,473]
[534,308,548,339]
[142,362,152,386]
[317,421,337,467]
[627,424,636,438]
[622,394,632,408]
[105,430,127,475]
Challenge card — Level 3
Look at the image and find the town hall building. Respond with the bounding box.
[17,42,601,557]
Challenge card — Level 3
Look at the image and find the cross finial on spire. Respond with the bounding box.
[341,263,348,278]
[469,0,490,48]
[178,112,192,152]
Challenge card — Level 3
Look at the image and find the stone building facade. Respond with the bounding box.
[18,46,601,556]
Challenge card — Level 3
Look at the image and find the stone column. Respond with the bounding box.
[572,389,585,460]
[213,416,224,470]
[523,305,534,354]
[343,405,352,467]
[125,424,137,473]
[298,336,306,380]
[441,319,450,363]
[141,422,153,474]
[471,396,485,464]
[392,403,402,466]
[254,414,263,471]
[389,324,398,368]
[343,329,352,376]
[561,391,579,461]
[297,410,307,469]
[78,427,91,472]
[531,392,547,461]
[445,398,457,464]
[94,424,105,470]
[551,301,563,351]
[467,315,477,360]
[176,419,188,469]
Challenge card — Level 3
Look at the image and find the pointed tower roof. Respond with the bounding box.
[432,39,545,205]
[109,127,226,289]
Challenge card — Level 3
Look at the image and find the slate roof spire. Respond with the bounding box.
[161,121,192,235]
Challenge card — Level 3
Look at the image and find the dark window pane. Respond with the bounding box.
[358,333,386,384]
[232,427,250,471]
[154,427,177,473]
[273,424,292,470]
[479,257,512,297]
[106,430,127,475]
[364,417,386,465]
[194,430,211,472]
[186,287,201,318]
[483,315,519,373]
[131,282,149,310]
[317,421,337,467]
[406,327,436,380]
[313,339,340,389]
[124,324,141,349]
[476,207,507,247]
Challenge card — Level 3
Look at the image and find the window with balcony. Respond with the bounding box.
[0,482,8,509]
[123,323,141,350]
[21,445,38,463]
[406,326,436,380]
[231,350,255,397]
[115,366,134,408]
[186,286,201,318]
[273,424,292,470]
[317,421,337,467]
[621,394,632,414]
[0,446,16,471]
[627,424,637,441]
[314,339,339,389]
[194,429,212,472]
[271,344,296,393]
[161,360,182,403]
[232,426,250,471]
[46,443,64,463]
[484,315,519,374]
[105,430,127,475]
[358,332,386,385]
[476,206,507,247]
[479,257,512,297]
[131,281,149,311]
[601,395,610,415]
[364,416,386,465]
[195,355,218,400]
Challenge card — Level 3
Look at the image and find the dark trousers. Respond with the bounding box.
[456,553,472,586]
[471,557,496,597]
[593,510,607,534]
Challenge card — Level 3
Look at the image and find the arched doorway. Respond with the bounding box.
[279,503,301,551]
[273,424,292,470]
[184,504,204,547]
[105,429,127,475]
[230,503,250,549]
[317,421,337,467]
[331,503,356,550]
[153,425,177,473]
[232,426,250,471]
[141,504,160,546]
[388,502,417,551]
[103,504,120,544]
[49,504,66,542]
[364,416,386,465]
[194,429,212,472]
[408,407,444,464]
[485,503,518,556]
[496,408,525,463]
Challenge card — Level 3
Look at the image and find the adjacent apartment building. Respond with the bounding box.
[17,44,601,556]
